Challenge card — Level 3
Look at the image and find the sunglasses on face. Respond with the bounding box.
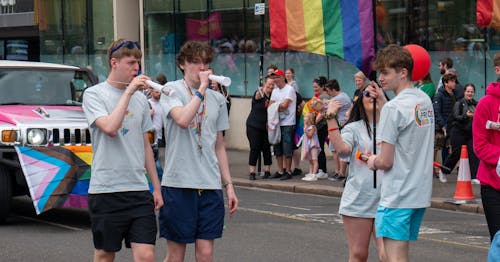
[362,90,371,97]
[109,41,141,60]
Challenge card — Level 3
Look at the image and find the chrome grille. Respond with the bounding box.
[52,128,91,145]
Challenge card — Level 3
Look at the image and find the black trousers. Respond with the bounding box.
[317,125,327,173]
[246,125,272,167]
[481,185,500,241]
[443,128,479,179]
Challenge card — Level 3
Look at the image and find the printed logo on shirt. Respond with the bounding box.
[414,104,434,127]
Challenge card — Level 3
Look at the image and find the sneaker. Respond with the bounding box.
[471,179,480,185]
[292,168,303,176]
[302,174,318,181]
[335,175,346,181]
[270,172,283,179]
[262,171,271,179]
[328,173,340,181]
[316,169,328,179]
[280,172,293,180]
[249,173,256,180]
[438,170,447,183]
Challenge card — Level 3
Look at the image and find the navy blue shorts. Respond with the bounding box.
[88,191,157,252]
[158,187,225,243]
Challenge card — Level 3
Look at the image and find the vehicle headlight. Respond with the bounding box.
[27,128,47,145]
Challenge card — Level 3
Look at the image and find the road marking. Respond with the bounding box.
[239,207,490,250]
[419,236,490,250]
[264,203,311,211]
[238,207,310,222]
[14,215,84,231]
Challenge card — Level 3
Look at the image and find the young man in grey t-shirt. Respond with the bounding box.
[364,45,435,262]
[82,39,163,261]
[157,41,238,262]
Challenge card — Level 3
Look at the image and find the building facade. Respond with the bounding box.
[2,0,499,149]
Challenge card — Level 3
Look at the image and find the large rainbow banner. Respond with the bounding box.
[270,0,375,75]
[477,0,500,30]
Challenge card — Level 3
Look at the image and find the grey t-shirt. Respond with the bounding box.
[338,120,381,218]
[331,91,352,124]
[82,82,154,194]
[160,80,229,189]
[377,88,434,208]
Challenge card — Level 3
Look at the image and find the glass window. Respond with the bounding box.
[39,0,63,64]
[89,0,113,82]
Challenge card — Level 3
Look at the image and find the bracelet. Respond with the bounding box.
[194,91,204,101]
[325,112,337,120]
[222,182,233,188]
[328,127,339,132]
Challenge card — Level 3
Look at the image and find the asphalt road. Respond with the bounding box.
[0,187,490,261]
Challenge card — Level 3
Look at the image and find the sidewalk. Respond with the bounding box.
[227,149,484,214]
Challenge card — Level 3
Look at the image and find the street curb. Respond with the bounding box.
[233,178,484,214]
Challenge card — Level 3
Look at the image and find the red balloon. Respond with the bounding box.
[404,44,431,81]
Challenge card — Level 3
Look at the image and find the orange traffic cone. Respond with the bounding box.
[453,145,475,201]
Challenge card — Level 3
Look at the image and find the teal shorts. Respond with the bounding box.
[375,206,426,241]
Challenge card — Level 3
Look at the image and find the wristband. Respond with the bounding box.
[328,127,339,132]
[194,91,204,101]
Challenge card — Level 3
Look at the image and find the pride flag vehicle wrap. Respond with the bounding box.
[477,0,500,30]
[15,145,92,214]
[269,0,375,75]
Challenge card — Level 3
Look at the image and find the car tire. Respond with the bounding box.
[0,166,12,223]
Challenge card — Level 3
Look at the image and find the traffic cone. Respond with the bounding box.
[453,145,475,201]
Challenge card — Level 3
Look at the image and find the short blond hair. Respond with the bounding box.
[354,71,367,81]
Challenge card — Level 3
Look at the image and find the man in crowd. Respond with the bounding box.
[269,69,297,180]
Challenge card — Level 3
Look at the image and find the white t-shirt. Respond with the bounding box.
[339,120,382,218]
[82,82,153,194]
[270,83,296,126]
[148,98,163,141]
[159,80,229,189]
[377,88,434,208]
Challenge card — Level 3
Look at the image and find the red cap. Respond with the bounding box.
[271,69,285,77]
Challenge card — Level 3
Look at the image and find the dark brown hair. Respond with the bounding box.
[176,41,214,73]
[372,44,413,81]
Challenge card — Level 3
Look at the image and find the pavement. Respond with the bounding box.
[226,149,484,214]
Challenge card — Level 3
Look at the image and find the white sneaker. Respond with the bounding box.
[471,179,480,185]
[302,174,318,181]
[438,170,447,183]
[316,170,328,179]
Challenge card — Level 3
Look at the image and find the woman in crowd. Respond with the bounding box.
[416,73,436,100]
[438,83,480,183]
[303,76,329,177]
[326,85,385,262]
[285,68,299,92]
[246,76,274,180]
[352,71,368,102]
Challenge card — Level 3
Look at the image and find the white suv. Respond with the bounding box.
[0,61,96,222]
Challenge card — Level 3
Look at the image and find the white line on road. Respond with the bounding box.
[264,203,311,211]
[14,215,84,231]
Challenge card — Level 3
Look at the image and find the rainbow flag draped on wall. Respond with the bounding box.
[270,0,375,75]
[477,0,500,30]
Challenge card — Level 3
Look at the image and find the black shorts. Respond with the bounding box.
[88,191,157,252]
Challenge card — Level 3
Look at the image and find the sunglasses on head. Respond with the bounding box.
[109,41,141,60]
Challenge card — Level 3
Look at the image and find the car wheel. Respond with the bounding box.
[0,166,12,223]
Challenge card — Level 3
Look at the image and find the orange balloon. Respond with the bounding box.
[404,44,431,81]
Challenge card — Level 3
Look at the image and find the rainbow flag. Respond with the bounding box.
[15,145,92,214]
[477,0,500,30]
[270,0,375,75]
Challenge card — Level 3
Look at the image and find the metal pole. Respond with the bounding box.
[371,0,378,188]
